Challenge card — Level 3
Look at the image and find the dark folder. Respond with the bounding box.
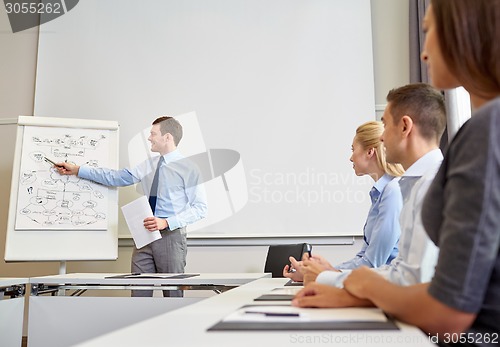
[207,305,399,332]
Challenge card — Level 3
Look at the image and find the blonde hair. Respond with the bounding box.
[354,121,405,177]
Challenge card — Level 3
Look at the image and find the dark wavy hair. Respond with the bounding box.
[431,0,500,99]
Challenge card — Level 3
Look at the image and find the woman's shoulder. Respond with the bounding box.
[379,176,402,198]
[452,97,500,146]
[466,97,500,129]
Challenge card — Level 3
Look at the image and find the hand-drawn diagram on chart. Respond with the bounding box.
[15,126,110,230]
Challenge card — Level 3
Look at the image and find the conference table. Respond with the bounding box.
[0,277,27,347]
[29,272,267,295]
[73,277,435,347]
[27,272,270,347]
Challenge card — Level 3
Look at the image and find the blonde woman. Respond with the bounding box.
[284,121,404,282]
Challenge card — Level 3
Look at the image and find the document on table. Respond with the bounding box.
[207,304,398,331]
[121,196,162,249]
[253,287,303,301]
[268,287,303,295]
[105,273,199,279]
[223,306,389,323]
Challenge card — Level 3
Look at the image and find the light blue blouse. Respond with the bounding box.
[335,173,402,270]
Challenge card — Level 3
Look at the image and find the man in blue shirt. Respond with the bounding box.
[56,116,208,297]
[293,83,446,307]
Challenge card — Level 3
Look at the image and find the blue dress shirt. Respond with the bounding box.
[318,149,442,287]
[335,173,402,270]
[78,149,207,230]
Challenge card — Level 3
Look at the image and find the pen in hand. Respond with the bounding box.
[44,156,63,167]
[306,244,312,258]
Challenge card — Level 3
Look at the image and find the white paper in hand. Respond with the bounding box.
[121,196,162,249]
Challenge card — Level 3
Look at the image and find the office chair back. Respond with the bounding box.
[264,243,311,278]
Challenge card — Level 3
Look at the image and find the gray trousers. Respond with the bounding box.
[131,227,187,297]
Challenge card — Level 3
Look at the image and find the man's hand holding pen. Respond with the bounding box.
[44,156,77,175]
[54,161,80,176]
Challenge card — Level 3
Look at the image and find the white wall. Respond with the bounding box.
[0,0,410,279]
[34,0,377,240]
[372,0,410,118]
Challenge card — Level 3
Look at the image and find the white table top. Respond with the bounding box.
[0,278,28,287]
[29,272,270,286]
[75,278,434,347]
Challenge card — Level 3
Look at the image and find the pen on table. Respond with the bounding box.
[244,311,300,317]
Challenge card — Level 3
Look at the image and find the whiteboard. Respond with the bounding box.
[5,116,119,261]
[34,0,375,239]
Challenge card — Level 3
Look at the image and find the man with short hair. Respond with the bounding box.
[294,83,446,307]
[57,116,207,297]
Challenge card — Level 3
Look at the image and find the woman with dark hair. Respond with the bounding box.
[340,0,500,342]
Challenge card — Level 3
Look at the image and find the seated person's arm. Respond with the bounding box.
[343,267,475,334]
[292,282,373,308]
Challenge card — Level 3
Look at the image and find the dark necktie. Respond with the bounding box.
[148,156,164,214]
